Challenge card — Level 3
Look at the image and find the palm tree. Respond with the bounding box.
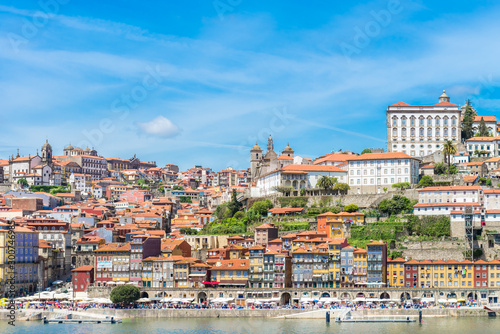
[443,140,457,171]
[317,176,336,193]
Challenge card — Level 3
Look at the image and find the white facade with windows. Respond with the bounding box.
[346,152,420,194]
[387,91,462,157]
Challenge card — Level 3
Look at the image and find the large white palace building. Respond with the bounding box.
[386,91,462,157]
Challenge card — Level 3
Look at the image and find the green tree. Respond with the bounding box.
[17,178,28,188]
[180,228,199,235]
[317,176,337,191]
[378,195,414,216]
[477,117,490,137]
[179,196,192,203]
[361,148,372,155]
[434,162,447,175]
[214,203,228,220]
[344,204,359,213]
[250,199,273,216]
[110,285,140,304]
[172,186,184,190]
[136,179,146,186]
[418,175,434,187]
[461,102,476,140]
[486,179,493,186]
[333,183,350,195]
[447,164,458,175]
[233,211,245,219]
[382,187,388,193]
[442,140,457,170]
[391,182,410,190]
[226,190,242,217]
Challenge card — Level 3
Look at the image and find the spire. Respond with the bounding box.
[16,148,20,158]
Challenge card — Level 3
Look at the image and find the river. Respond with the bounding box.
[1,317,500,333]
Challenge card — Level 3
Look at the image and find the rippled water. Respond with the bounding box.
[1,317,500,333]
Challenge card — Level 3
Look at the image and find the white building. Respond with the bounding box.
[250,164,347,197]
[452,152,470,164]
[387,90,461,157]
[465,137,499,157]
[470,116,497,137]
[346,152,420,194]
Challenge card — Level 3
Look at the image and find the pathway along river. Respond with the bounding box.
[1,317,500,333]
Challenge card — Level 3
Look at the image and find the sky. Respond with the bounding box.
[1,0,500,171]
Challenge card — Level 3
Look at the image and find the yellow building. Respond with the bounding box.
[489,260,500,288]
[173,259,192,288]
[327,239,345,288]
[353,248,367,286]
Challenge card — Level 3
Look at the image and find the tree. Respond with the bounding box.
[226,190,242,217]
[448,164,458,174]
[344,204,359,213]
[136,179,146,186]
[378,195,413,216]
[391,182,410,190]
[317,176,337,191]
[486,179,493,186]
[434,162,447,175]
[17,178,28,188]
[250,199,273,216]
[180,228,198,235]
[110,285,140,304]
[361,148,372,155]
[477,117,490,137]
[273,186,294,195]
[233,211,245,219]
[172,186,184,190]
[179,196,192,203]
[418,175,434,187]
[442,140,457,170]
[333,183,350,195]
[383,187,388,193]
[461,102,476,140]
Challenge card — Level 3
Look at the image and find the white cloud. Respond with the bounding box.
[137,116,180,138]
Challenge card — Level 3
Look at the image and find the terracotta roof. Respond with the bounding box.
[255,223,276,229]
[345,152,417,161]
[414,202,480,208]
[465,136,498,142]
[462,175,478,183]
[72,265,94,272]
[313,154,352,165]
[474,116,497,122]
[281,164,346,173]
[417,186,481,192]
[389,101,411,107]
[433,101,459,107]
[268,208,304,214]
[277,155,293,160]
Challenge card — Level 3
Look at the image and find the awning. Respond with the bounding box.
[354,298,366,302]
[202,282,220,285]
[237,291,244,294]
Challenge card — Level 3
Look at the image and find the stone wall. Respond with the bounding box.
[396,241,466,261]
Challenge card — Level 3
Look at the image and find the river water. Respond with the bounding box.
[1,317,500,333]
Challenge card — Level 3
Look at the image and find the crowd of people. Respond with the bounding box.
[3,299,483,311]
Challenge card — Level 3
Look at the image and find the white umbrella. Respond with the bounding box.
[136,298,151,303]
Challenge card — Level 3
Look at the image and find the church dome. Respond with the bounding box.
[251,143,262,151]
[440,90,449,99]
[283,143,293,152]
[65,144,74,150]
[84,147,91,152]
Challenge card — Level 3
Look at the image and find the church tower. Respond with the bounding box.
[282,143,294,158]
[41,140,53,165]
[250,142,262,182]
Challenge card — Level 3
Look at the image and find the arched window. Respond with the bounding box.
[420,128,424,136]
[427,117,432,126]
[392,117,398,126]
[393,128,397,136]
[428,128,432,136]
[451,117,457,126]
[402,128,407,136]
[411,128,415,136]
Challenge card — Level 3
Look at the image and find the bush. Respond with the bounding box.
[180,228,198,235]
[233,211,245,219]
[418,175,434,187]
[486,179,492,186]
[250,199,273,216]
[344,204,359,213]
[378,195,415,216]
[110,285,140,304]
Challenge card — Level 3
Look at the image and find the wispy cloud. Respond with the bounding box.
[1,1,500,169]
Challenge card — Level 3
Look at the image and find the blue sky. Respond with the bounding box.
[1,0,500,171]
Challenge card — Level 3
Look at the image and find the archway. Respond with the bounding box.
[467,292,478,300]
[197,292,207,303]
[447,292,457,299]
[380,292,390,300]
[280,292,291,306]
[321,292,330,298]
[141,292,149,298]
[400,292,411,300]
[340,292,351,301]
